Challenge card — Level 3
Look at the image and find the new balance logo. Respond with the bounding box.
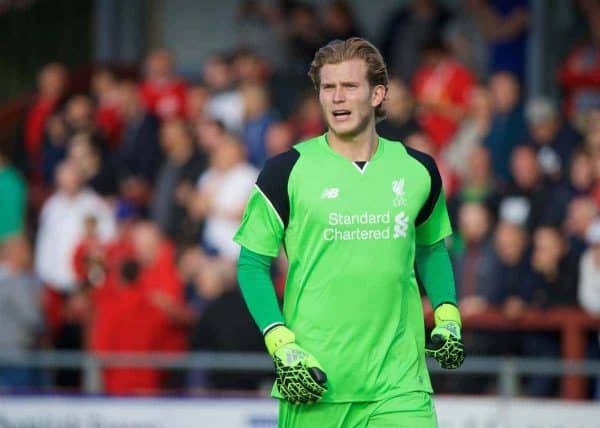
[321,187,339,199]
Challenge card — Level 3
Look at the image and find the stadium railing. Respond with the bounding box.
[0,351,599,400]
[1,306,598,400]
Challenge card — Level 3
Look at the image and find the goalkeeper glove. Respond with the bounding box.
[425,303,465,369]
[264,325,328,404]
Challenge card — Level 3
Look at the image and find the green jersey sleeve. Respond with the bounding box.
[416,189,452,245]
[233,149,300,257]
[405,147,452,246]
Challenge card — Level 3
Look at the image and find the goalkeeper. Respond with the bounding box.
[235,37,464,428]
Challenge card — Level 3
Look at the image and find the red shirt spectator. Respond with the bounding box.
[90,275,165,395]
[139,79,187,121]
[559,43,600,117]
[22,63,68,178]
[412,43,474,151]
[139,49,187,120]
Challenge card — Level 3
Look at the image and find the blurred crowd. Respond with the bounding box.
[1,0,600,398]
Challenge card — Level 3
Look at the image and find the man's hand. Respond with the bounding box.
[425,303,465,369]
[265,325,328,404]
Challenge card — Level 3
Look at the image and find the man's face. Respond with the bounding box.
[318,59,384,139]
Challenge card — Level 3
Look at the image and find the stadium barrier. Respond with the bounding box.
[0,350,599,398]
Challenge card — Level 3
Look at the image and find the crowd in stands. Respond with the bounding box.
[0,0,600,398]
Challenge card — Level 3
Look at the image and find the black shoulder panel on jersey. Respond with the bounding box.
[405,146,442,227]
[256,148,300,229]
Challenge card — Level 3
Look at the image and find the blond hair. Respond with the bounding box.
[308,37,389,122]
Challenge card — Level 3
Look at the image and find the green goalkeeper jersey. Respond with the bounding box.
[234,134,452,402]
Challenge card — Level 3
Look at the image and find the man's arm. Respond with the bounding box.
[237,246,328,403]
[415,239,456,310]
[415,239,465,369]
[237,246,283,333]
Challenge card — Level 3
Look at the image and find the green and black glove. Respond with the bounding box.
[264,325,328,404]
[425,303,465,369]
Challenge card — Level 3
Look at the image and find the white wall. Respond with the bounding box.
[1,397,599,428]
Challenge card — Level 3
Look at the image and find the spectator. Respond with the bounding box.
[478,221,530,312]
[563,149,596,200]
[0,234,42,390]
[234,1,288,71]
[194,117,227,156]
[265,121,295,157]
[520,226,579,396]
[192,135,258,260]
[35,160,116,294]
[559,1,600,127]
[286,4,324,75]
[204,53,245,133]
[499,146,566,230]
[380,0,451,82]
[412,37,475,150]
[443,86,493,178]
[151,120,207,243]
[139,49,188,121]
[564,196,598,257]
[484,71,528,182]
[89,241,165,395]
[41,113,69,186]
[43,94,107,185]
[578,219,600,314]
[289,92,325,140]
[452,202,493,305]
[91,68,123,147]
[524,97,581,182]
[322,0,362,41]
[34,160,115,343]
[0,145,27,241]
[444,0,488,79]
[71,215,106,290]
[115,81,162,206]
[67,133,118,197]
[470,0,530,81]
[63,95,106,142]
[185,85,210,123]
[190,258,265,390]
[377,77,420,143]
[241,82,278,168]
[131,221,188,390]
[448,145,501,224]
[232,48,271,86]
[15,63,68,180]
[577,218,600,399]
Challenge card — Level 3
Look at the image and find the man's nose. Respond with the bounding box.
[333,87,345,103]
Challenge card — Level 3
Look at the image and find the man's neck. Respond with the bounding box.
[326,126,379,162]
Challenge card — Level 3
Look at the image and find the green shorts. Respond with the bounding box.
[278,391,437,428]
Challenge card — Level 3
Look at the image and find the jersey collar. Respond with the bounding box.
[320,132,385,164]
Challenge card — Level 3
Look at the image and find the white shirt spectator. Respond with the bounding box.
[578,220,600,313]
[198,163,258,260]
[35,189,116,291]
[207,90,244,134]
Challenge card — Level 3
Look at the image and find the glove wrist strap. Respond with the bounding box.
[434,303,462,328]
[265,325,295,355]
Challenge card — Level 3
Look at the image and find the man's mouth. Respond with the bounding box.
[332,110,351,120]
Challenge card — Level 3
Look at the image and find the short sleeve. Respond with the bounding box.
[415,189,452,246]
[233,187,285,257]
[405,146,453,246]
[233,149,299,257]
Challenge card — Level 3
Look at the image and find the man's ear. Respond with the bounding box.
[371,85,386,109]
